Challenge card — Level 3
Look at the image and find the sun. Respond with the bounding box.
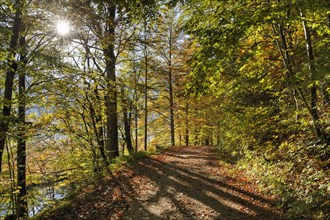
[56,20,70,36]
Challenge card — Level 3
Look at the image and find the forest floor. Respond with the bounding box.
[39,146,287,220]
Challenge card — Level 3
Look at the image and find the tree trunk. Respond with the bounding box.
[300,10,325,142]
[169,72,175,146]
[123,107,134,154]
[81,112,100,173]
[134,67,139,153]
[17,35,28,219]
[210,130,213,146]
[121,88,134,154]
[322,83,329,106]
[185,103,189,147]
[216,120,221,147]
[205,138,210,146]
[83,39,109,168]
[0,0,23,173]
[169,24,175,146]
[272,21,324,142]
[135,108,138,153]
[143,18,148,152]
[179,133,182,146]
[88,100,109,168]
[104,4,118,160]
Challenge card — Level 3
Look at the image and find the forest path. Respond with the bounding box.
[40,146,285,220]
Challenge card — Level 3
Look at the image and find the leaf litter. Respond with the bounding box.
[39,146,286,220]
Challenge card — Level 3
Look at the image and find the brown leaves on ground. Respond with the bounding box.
[39,146,286,220]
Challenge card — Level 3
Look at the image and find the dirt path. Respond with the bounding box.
[40,147,285,220]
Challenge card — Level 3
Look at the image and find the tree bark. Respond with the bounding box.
[300,10,325,142]
[169,24,175,146]
[143,18,148,151]
[0,0,23,173]
[134,68,139,153]
[83,38,109,167]
[104,4,119,160]
[17,35,28,219]
[88,99,109,168]
[194,108,198,146]
[123,104,134,154]
[272,21,324,142]
[185,103,189,147]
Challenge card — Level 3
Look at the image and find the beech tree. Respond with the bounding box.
[0,1,328,219]
[185,0,329,217]
[1,0,68,217]
[151,5,186,147]
[0,0,23,174]
[63,0,158,160]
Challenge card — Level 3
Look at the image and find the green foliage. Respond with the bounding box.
[185,0,330,219]
[109,150,151,171]
[1,0,329,218]
[239,141,330,219]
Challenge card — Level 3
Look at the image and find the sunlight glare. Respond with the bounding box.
[56,20,70,36]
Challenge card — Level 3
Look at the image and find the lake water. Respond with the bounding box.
[0,185,68,218]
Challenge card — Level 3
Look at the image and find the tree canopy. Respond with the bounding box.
[0,0,329,219]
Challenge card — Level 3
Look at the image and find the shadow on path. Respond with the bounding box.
[37,147,285,220]
[122,146,284,220]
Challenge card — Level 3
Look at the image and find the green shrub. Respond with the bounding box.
[238,141,330,219]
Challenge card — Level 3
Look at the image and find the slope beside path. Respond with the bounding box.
[39,146,285,220]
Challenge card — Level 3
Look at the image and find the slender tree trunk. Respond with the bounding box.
[272,22,323,141]
[97,123,108,165]
[272,0,324,142]
[204,111,210,146]
[185,103,189,147]
[179,133,182,146]
[205,138,210,146]
[169,25,175,146]
[194,108,198,146]
[89,101,109,168]
[134,68,139,153]
[83,39,109,167]
[143,58,148,151]
[123,107,134,154]
[6,142,16,217]
[300,10,325,142]
[135,108,138,153]
[104,4,118,159]
[81,112,100,173]
[322,83,329,106]
[216,121,220,147]
[169,69,175,146]
[17,35,28,219]
[210,130,213,146]
[0,0,23,173]
[121,89,134,154]
[143,19,148,151]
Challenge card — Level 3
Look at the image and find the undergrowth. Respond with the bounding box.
[217,141,330,220]
[32,147,166,219]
